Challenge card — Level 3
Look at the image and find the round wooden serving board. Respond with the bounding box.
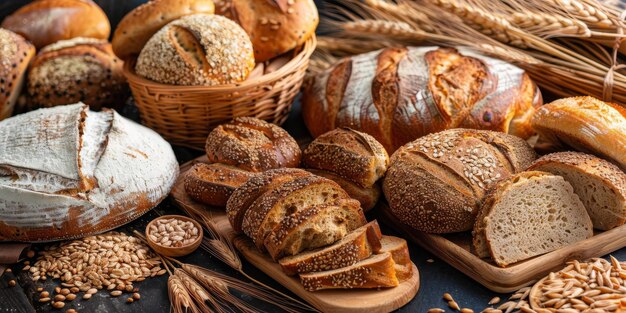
[170,156,420,313]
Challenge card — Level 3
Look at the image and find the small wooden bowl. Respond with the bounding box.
[145,215,203,257]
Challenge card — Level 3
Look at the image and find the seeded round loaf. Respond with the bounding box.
[112,0,215,59]
[1,0,110,49]
[303,127,389,187]
[229,0,318,62]
[383,128,537,233]
[0,29,35,120]
[205,117,302,172]
[214,0,235,19]
[27,38,127,111]
[135,14,255,86]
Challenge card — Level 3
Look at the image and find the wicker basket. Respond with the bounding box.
[123,36,316,150]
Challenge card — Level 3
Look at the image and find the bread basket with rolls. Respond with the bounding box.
[116,0,318,150]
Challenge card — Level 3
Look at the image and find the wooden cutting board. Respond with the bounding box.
[171,156,420,313]
[378,202,626,293]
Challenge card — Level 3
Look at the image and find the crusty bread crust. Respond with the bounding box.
[306,169,381,212]
[184,162,255,207]
[0,29,34,120]
[379,236,412,281]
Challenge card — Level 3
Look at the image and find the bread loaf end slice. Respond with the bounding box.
[380,236,412,281]
[306,168,381,211]
[278,220,382,275]
[184,163,255,207]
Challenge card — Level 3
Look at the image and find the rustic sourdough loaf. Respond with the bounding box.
[300,252,399,291]
[531,96,626,170]
[529,152,626,230]
[135,14,255,86]
[1,0,110,49]
[302,47,542,152]
[264,198,367,260]
[184,163,256,207]
[206,117,302,172]
[380,236,412,281]
[306,169,381,211]
[0,29,34,120]
[473,171,593,267]
[112,0,215,59]
[303,127,389,187]
[241,175,349,249]
[383,129,536,233]
[226,168,311,233]
[278,220,382,276]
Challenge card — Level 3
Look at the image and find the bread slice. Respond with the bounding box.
[184,163,255,207]
[278,220,382,275]
[226,168,311,233]
[476,171,593,267]
[299,252,399,291]
[241,175,350,249]
[264,198,367,260]
[307,168,381,211]
[380,236,412,281]
[529,152,626,230]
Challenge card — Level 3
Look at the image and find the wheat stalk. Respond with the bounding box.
[362,0,437,32]
[547,0,614,28]
[508,12,591,37]
[175,269,223,313]
[341,20,425,40]
[168,275,202,313]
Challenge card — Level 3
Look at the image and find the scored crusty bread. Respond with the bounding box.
[306,169,380,211]
[278,220,383,276]
[529,152,626,230]
[184,163,255,207]
[264,198,367,260]
[380,236,412,281]
[300,252,399,291]
[475,171,593,267]
[241,175,350,249]
[303,128,389,187]
[0,29,34,120]
[384,129,537,233]
[226,168,311,233]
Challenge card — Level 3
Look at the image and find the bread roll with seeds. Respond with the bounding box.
[264,198,367,260]
[0,29,34,120]
[528,151,626,230]
[531,96,626,171]
[27,38,127,111]
[278,220,382,276]
[306,169,380,212]
[300,252,399,291]
[1,0,110,49]
[214,0,235,19]
[205,117,301,172]
[135,14,255,86]
[184,162,256,207]
[112,0,215,59]
[226,168,311,233]
[379,236,412,281]
[383,129,537,233]
[229,0,318,62]
[303,128,389,187]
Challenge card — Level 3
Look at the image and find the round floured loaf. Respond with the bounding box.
[0,28,35,120]
[383,128,537,233]
[0,103,179,242]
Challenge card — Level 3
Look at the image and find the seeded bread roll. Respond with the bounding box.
[184,162,256,207]
[226,168,311,233]
[300,252,399,291]
[205,117,301,172]
[214,0,234,19]
[531,96,626,171]
[0,29,35,120]
[136,14,255,86]
[306,169,381,212]
[229,0,318,62]
[1,0,110,49]
[112,0,215,60]
[383,129,537,233]
[27,38,127,111]
[379,236,412,281]
[528,152,626,230]
[303,128,389,187]
[278,220,382,276]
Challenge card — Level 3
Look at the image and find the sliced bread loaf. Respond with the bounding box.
[529,152,626,230]
[278,220,382,275]
[264,198,367,260]
[242,175,350,249]
[306,168,381,211]
[380,236,412,281]
[300,252,399,291]
[474,171,593,267]
[184,163,255,207]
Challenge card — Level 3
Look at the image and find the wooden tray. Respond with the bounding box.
[378,203,626,293]
[170,157,420,313]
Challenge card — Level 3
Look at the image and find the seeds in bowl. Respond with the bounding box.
[148,217,200,248]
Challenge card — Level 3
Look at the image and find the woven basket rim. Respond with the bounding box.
[123,35,316,92]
